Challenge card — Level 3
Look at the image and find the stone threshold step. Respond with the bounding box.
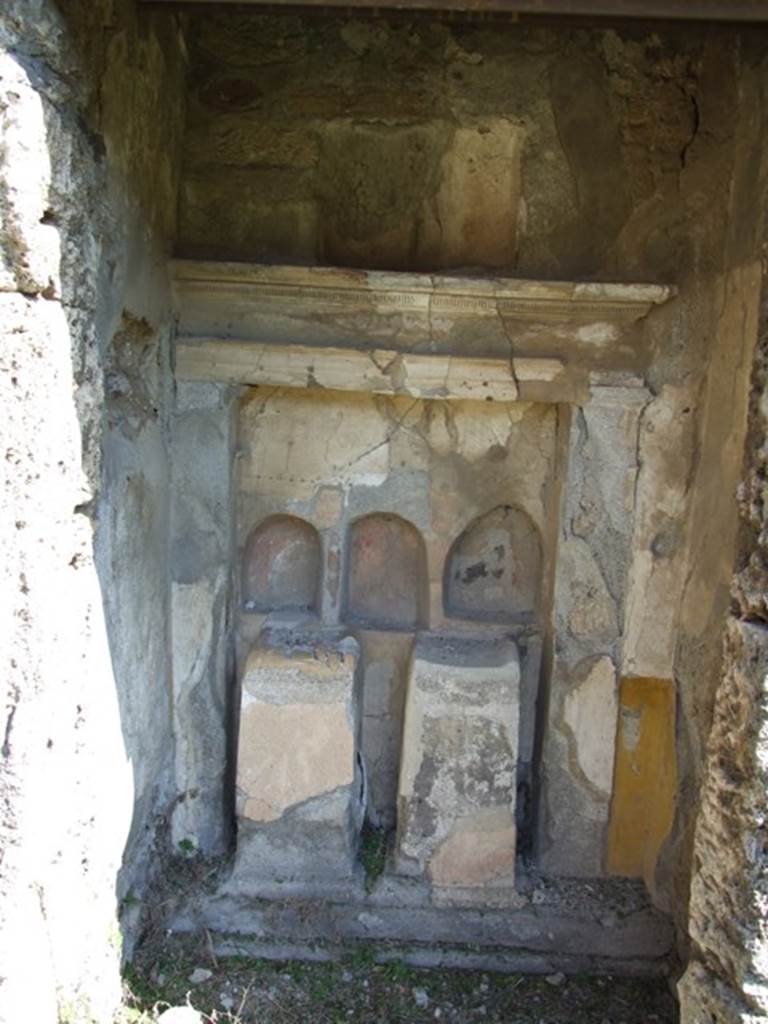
[182,934,673,979]
[169,876,674,972]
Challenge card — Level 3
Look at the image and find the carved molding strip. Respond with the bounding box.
[172,261,672,403]
[174,260,673,325]
[176,338,569,402]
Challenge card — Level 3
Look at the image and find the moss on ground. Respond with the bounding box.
[120,934,678,1023]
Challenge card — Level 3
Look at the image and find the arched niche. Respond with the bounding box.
[344,514,427,630]
[242,515,321,614]
[444,505,541,623]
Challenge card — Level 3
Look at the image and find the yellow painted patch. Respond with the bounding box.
[607,677,676,889]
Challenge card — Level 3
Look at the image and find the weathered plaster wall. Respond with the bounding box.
[678,209,768,1021]
[0,1,185,1020]
[177,10,767,927]
[179,13,734,282]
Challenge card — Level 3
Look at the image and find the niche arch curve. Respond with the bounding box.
[344,512,428,630]
[444,504,541,623]
[242,514,321,613]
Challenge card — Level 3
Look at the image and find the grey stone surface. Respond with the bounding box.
[170,381,234,854]
[537,388,648,876]
[170,875,674,974]
[0,2,185,1021]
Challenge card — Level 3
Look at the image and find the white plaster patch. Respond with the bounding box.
[576,322,618,346]
[563,656,618,798]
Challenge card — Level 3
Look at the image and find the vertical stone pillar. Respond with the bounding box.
[537,384,649,876]
[396,638,520,891]
[170,380,234,854]
[678,619,768,1022]
[678,274,768,1020]
[358,630,415,830]
[232,633,362,889]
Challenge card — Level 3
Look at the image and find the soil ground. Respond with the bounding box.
[121,934,679,1024]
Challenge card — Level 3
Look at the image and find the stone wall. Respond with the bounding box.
[678,265,768,1019]
[179,12,735,281]
[177,10,768,930]
[0,1,185,1020]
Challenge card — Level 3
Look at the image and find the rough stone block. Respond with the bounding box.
[679,619,768,1022]
[396,638,519,889]
[233,634,362,884]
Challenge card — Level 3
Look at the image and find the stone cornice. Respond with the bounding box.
[172,261,672,404]
[174,260,672,325]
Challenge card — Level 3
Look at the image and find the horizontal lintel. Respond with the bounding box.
[139,0,768,23]
[175,338,569,401]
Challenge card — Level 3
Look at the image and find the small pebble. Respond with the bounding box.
[545,972,566,986]
[413,986,429,1008]
[188,967,213,985]
[157,1009,202,1024]
[220,993,234,1011]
